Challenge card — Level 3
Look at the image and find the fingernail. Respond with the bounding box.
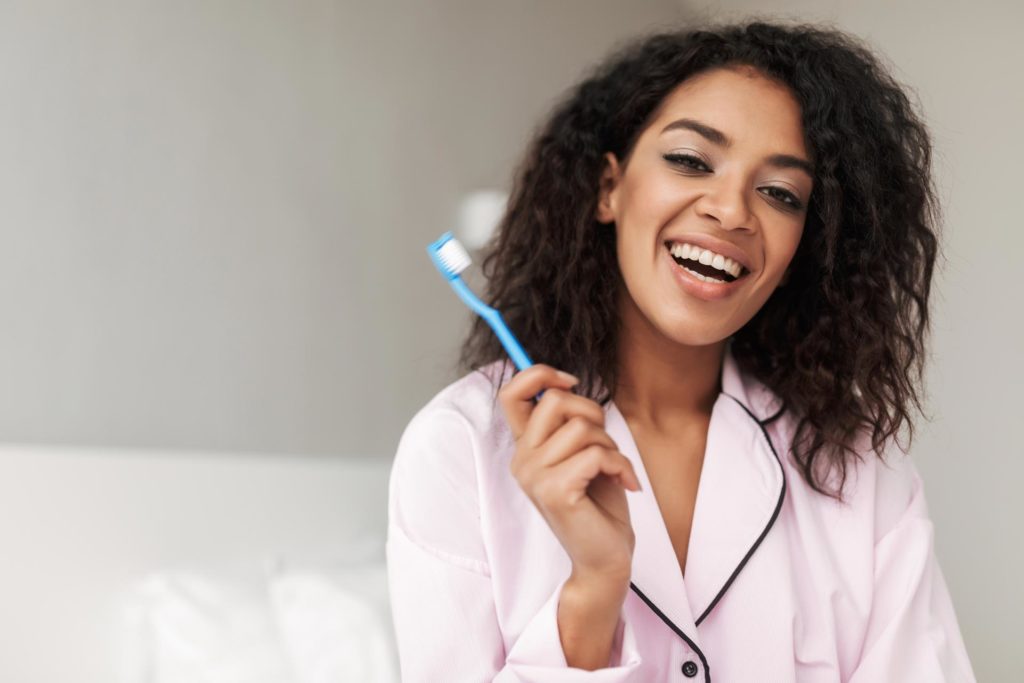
[556,370,580,384]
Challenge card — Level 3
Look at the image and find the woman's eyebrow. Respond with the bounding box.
[661,117,815,177]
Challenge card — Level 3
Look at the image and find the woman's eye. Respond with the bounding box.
[663,153,710,172]
[762,186,803,210]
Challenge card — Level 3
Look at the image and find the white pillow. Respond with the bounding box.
[268,554,399,683]
[118,538,398,683]
[118,572,296,683]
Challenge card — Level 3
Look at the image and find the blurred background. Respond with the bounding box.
[0,1,1019,681]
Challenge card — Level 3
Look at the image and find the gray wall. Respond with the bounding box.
[0,0,683,457]
[681,1,1022,680]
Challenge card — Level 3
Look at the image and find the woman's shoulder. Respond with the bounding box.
[861,437,929,542]
[405,359,513,440]
[391,360,514,484]
[388,362,513,566]
[776,413,928,544]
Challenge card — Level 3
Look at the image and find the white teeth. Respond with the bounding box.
[682,265,725,283]
[668,242,744,278]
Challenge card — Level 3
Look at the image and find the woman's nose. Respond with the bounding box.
[695,178,756,232]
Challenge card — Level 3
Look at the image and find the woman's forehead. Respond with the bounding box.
[645,67,808,153]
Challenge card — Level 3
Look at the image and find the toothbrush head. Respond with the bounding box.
[427,231,472,280]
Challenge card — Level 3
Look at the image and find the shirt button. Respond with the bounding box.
[681,660,699,677]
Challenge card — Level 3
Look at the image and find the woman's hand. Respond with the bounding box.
[498,364,641,584]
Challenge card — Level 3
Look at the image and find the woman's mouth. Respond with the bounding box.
[663,240,751,301]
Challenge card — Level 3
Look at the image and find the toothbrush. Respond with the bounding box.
[427,231,534,372]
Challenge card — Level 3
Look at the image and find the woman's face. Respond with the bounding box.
[597,65,813,347]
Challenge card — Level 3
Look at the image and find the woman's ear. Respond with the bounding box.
[596,152,620,224]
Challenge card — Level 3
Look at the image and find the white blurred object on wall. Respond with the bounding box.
[456,189,508,251]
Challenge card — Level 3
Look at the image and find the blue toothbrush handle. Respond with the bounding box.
[480,308,534,371]
[449,278,533,370]
[448,278,548,402]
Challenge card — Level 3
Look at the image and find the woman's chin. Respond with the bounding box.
[656,321,735,349]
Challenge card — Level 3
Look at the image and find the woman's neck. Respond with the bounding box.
[613,292,725,433]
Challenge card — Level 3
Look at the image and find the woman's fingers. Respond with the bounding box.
[497,364,580,440]
[537,415,618,468]
[543,444,641,507]
[499,366,640,581]
[521,387,605,449]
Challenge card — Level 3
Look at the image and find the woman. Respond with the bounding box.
[386,19,976,682]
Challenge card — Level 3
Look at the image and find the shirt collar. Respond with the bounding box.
[604,339,788,642]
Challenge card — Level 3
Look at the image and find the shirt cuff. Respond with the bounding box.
[501,577,643,681]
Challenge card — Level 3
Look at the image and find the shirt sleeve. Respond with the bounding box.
[847,454,976,682]
[385,404,644,682]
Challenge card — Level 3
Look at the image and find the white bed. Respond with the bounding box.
[0,444,398,683]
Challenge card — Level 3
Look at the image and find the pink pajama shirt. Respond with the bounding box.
[386,344,975,681]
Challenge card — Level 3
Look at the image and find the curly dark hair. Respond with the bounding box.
[457,18,941,500]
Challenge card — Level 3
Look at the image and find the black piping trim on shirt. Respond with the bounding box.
[628,582,711,683]
[692,394,788,627]
[625,393,786,683]
[762,399,788,426]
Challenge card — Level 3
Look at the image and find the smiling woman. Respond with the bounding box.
[387,18,976,682]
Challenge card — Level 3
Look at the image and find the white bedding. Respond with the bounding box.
[0,444,396,683]
[119,549,398,683]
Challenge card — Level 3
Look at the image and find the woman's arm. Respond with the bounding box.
[558,570,631,670]
[386,405,643,681]
[847,455,976,682]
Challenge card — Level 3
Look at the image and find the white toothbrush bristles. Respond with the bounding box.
[437,236,472,277]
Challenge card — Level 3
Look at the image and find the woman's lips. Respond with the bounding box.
[664,244,749,301]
